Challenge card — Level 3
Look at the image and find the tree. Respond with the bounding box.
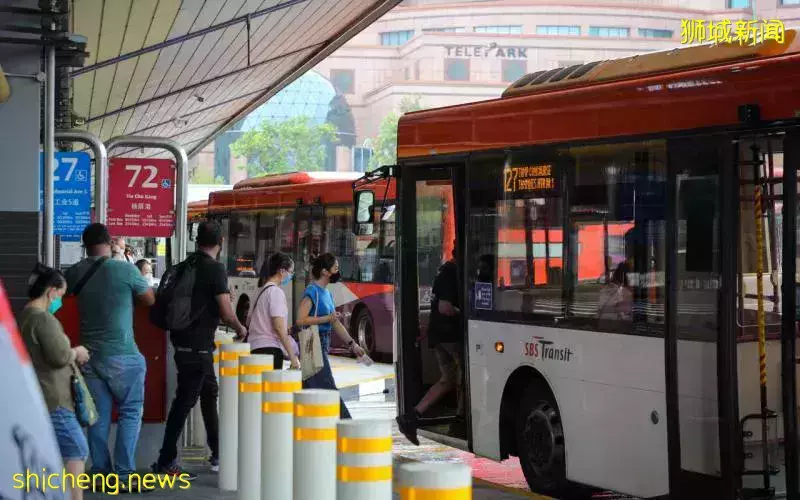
[231,115,338,177]
[190,170,226,185]
[369,95,424,170]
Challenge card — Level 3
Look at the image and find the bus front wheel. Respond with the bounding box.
[516,382,568,496]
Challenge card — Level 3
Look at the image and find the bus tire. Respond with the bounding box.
[516,381,569,497]
[352,306,376,357]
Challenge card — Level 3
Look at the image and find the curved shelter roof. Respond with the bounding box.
[69,0,400,158]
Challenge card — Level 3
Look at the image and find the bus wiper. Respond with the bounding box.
[352,164,395,190]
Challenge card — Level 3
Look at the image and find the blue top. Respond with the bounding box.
[303,282,335,335]
[65,257,150,357]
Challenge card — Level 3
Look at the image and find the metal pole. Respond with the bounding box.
[55,130,108,223]
[43,45,55,266]
[237,354,273,500]
[104,136,189,264]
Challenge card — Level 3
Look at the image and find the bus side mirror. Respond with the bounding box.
[354,190,375,236]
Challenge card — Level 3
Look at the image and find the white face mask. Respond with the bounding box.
[144,273,154,286]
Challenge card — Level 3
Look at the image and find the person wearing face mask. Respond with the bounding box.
[295,253,366,419]
[18,264,91,500]
[135,259,155,287]
[248,252,300,370]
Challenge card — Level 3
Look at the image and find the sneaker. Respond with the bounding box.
[209,456,219,473]
[150,462,198,481]
[119,479,155,494]
[396,412,420,446]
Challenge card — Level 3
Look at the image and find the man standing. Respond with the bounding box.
[152,220,247,477]
[64,223,155,490]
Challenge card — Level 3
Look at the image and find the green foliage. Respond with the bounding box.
[190,170,226,185]
[230,116,338,177]
[368,95,424,170]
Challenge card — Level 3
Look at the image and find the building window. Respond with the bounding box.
[638,28,673,39]
[423,27,465,33]
[589,26,630,38]
[330,69,354,94]
[474,25,523,35]
[445,59,470,81]
[781,0,800,4]
[536,25,580,36]
[380,30,414,46]
[502,60,527,82]
[728,0,750,6]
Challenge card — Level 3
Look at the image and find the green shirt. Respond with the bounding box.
[65,257,150,357]
[18,307,76,412]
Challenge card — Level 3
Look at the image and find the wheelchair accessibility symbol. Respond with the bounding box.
[75,170,88,182]
[161,179,172,189]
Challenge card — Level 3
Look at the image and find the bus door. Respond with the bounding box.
[665,131,800,499]
[397,162,468,445]
[294,204,326,315]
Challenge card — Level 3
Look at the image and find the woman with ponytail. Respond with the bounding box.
[18,264,91,500]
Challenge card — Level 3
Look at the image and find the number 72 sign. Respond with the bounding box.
[108,157,176,237]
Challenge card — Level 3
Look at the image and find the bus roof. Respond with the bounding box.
[209,171,364,213]
[398,29,800,158]
[233,171,361,190]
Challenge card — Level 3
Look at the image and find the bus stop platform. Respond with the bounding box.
[329,354,395,400]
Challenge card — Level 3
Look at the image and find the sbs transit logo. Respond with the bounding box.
[523,337,574,363]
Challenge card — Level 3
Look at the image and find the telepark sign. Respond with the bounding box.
[443,42,528,59]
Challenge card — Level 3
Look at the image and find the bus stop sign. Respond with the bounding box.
[108,157,176,237]
[39,151,92,242]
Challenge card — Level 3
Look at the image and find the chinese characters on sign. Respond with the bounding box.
[680,19,785,46]
[39,152,92,241]
[503,163,559,197]
[108,158,176,237]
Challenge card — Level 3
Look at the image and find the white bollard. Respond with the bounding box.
[337,419,392,500]
[218,342,250,491]
[214,338,233,380]
[261,370,302,500]
[397,462,472,500]
[237,355,273,500]
[293,389,340,500]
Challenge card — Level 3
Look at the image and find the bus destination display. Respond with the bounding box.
[503,163,559,197]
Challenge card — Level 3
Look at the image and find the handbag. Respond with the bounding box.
[299,288,325,381]
[71,364,98,427]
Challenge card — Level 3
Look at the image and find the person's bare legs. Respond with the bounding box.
[414,378,455,415]
[65,460,85,500]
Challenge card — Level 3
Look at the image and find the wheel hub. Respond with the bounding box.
[523,401,564,477]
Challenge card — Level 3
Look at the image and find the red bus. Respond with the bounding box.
[198,172,396,358]
[355,32,800,498]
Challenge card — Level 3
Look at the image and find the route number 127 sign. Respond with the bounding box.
[108,157,176,237]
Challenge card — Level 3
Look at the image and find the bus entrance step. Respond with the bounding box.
[740,486,775,500]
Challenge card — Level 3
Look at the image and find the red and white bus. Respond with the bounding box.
[355,33,800,499]
[196,172,396,358]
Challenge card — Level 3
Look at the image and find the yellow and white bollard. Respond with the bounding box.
[397,462,472,500]
[337,419,392,499]
[214,338,233,380]
[293,389,340,500]
[237,354,273,500]
[261,369,302,500]
[218,342,250,491]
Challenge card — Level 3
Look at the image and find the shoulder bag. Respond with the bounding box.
[244,282,274,343]
[71,363,98,427]
[299,287,324,381]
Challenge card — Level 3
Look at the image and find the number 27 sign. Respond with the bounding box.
[108,157,176,237]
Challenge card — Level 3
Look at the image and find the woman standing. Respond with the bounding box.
[18,265,91,500]
[249,252,301,370]
[296,253,365,419]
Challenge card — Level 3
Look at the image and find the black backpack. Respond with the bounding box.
[150,254,204,331]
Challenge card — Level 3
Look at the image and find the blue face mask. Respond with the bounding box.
[48,296,62,315]
[280,273,294,286]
